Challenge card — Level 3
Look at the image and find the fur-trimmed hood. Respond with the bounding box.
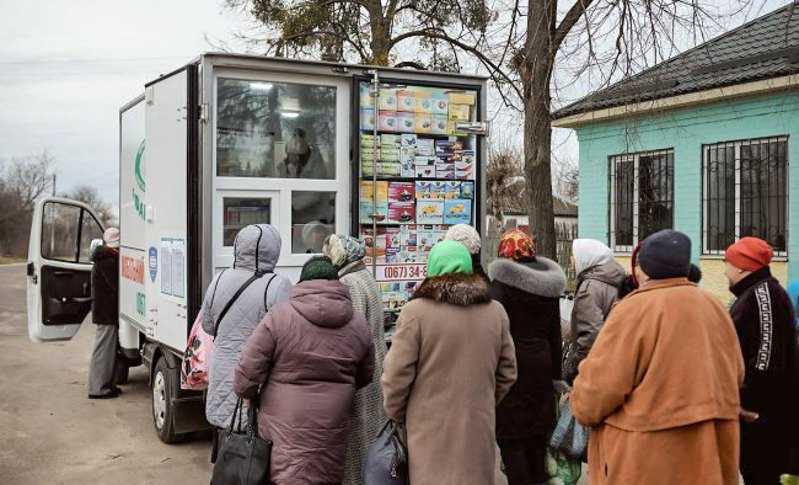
[411,273,491,306]
[488,256,566,298]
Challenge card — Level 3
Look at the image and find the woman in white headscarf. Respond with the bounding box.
[562,239,627,383]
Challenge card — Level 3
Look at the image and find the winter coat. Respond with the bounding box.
[729,267,799,472]
[563,260,626,383]
[339,260,388,485]
[571,278,744,485]
[201,225,292,429]
[234,279,375,484]
[488,257,566,439]
[91,246,119,325]
[382,273,518,485]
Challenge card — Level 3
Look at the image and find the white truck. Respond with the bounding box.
[26,53,488,443]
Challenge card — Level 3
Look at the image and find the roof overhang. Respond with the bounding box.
[552,73,799,129]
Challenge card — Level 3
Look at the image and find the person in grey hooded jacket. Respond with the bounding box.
[563,238,626,384]
[201,224,292,453]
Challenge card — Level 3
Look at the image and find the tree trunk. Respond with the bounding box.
[521,0,557,259]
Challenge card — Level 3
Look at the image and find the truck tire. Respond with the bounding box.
[152,356,183,443]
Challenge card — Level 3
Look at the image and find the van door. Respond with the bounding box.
[27,197,105,342]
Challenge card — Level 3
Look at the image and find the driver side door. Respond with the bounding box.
[26,197,104,342]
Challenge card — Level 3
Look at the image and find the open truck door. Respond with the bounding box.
[27,197,104,342]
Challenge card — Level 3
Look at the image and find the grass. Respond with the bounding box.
[0,255,26,265]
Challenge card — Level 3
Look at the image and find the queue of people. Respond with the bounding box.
[200,221,799,485]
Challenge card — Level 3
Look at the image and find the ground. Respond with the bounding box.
[0,264,212,484]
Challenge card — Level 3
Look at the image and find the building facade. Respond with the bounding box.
[553,4,799,298]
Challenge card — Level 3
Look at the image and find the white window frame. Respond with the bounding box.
[211,69,351,270]
[608,148,673,253]
[701,136,789,257]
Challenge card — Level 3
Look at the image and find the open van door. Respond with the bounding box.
[27,197,105,342]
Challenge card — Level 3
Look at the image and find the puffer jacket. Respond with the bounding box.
[488,257,566,439]
[339,260,388,485]
[234,279,375,484]
[563,260,626,383]
[201,224,292,429]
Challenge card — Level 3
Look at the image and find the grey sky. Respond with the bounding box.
[0,0,790,212]
[0,0,247,209]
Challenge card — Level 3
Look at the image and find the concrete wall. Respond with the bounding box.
[575,89,799,293]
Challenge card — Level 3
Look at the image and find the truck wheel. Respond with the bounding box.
[114,356,130,385]
[152,356,182,443]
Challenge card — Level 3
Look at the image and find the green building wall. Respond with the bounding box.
[574,90,799,293]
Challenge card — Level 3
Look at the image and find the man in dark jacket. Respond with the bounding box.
[726,237,799,484]
[88,227,121,399]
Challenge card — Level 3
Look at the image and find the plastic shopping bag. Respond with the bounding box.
[181,310,213,390]
[550,398,588,461]
[546,449,582,485]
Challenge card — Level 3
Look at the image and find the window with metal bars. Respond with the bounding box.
[608,149,674,252]
[702,136,788,256]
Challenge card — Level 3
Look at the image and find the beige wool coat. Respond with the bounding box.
[571,278,745,485]
[382,273,518,485]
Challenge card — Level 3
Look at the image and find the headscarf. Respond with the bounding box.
[444,224,481,255]
[427,240,473,277]
[322,234,367,267]
[572,238,613,275]
[497,229,536,261]
[103,227,120,249]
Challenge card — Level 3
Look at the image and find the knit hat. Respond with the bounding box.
[725,237,773,272]
[322,234,366,267]
[299,256,339,282]
[103,227,120,249]
[572,239,613,275]
[444,224,481,255]
[497,229,536,261]
[427,240,473,277]
[637,229,691,280]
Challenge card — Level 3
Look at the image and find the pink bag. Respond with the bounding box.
[181,310,214,391]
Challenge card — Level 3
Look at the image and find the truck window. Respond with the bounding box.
[223,197,272,246]
[41,202,82,262]
[291,191,335,254]
[78,210,104,263]
[216,78,336,180]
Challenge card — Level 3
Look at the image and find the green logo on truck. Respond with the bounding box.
[133,139,146,221]
[134,140,146,192]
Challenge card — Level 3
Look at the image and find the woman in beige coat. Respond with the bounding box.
[382,240,518,485]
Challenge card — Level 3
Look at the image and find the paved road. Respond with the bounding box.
[0,264,212,484]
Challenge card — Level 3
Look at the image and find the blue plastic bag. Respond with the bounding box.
[549,399,588,460]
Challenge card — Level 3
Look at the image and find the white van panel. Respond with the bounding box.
[145,70,190,352]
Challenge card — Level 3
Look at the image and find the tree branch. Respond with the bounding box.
[552,0,597,51]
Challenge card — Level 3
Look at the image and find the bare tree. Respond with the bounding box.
[0,150,56,256]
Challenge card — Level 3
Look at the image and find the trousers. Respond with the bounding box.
[88,325,118,396]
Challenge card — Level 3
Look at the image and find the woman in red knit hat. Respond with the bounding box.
[725,237,799,484]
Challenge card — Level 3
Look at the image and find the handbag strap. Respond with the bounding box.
[228,397,245,434]
[212,272,269,338]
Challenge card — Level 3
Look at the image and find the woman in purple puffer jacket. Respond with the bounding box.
[234,256,375,484]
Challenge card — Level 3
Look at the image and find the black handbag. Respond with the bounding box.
[211,398,272,485]
[363,420,409,485]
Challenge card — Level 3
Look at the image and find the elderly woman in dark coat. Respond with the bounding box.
[488,229,566,485]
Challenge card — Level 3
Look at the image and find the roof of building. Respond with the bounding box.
[553,2,799,119]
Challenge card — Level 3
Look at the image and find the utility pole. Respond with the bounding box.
[52,174,56,196]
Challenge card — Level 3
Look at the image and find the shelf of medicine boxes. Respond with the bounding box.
[359,129,473,139]
[357,175,475,183]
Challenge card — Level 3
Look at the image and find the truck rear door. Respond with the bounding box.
[26,197,104,342]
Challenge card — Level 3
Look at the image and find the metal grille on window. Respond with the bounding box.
[702,136,788,256]
[609,149,674,252]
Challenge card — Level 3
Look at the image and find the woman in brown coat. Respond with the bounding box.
[234,257,375,484]
[571,230,744,485]
[382,240,518,485]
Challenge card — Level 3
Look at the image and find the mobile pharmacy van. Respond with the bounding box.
[26,53,488,442]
